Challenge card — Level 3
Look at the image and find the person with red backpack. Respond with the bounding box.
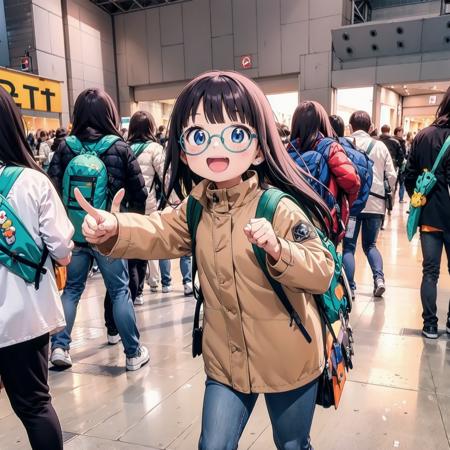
[288,101,361,243]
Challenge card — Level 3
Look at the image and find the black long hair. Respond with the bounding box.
[434,86,450,127]
[127,110,157,144]
[291,101,337,151]
[71,88,122,139]
[162,71,332,235]
[0,86,42,171]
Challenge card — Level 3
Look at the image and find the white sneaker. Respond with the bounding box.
[51,348,72,368]
[126,346,149,371]
[162,285,172,294]
[107,333,121,345]
[134,294,144,306]
[149,285,158,293]
[184,283,193,296]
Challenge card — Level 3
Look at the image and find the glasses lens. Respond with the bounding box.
[181,128,209,154]
[222,126,254,153]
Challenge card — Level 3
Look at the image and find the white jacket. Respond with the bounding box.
[38,141,52,166]
[134,141,166,214]
[0,166,74,348]
[351,130,397,215]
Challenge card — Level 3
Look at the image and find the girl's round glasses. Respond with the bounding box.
[179,125,258,156]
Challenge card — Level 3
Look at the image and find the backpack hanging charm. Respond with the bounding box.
[0,210,16,245]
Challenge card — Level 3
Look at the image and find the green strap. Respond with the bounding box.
[431,136,450,174]
[0,166,24,197]
[130,142,149,159]
[253,189,312,343]
[366,140,376,156]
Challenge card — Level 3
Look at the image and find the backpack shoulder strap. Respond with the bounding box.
[366,139,376,156]
[187,195,203,246]
[431,136,450,174]
[130,142,149,159]
[0,166,24,197]
[186,194,205,356]
[253,188,312,343]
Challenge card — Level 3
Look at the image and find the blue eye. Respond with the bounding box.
[231,127,246,143]
[193,129,206,145]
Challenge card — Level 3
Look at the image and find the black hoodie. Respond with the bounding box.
[405,125,450,232]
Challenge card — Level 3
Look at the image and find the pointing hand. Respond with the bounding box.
[74,188,125,245]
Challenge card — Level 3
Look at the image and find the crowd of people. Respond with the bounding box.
[0,71,449,450]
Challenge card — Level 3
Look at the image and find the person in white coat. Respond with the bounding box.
[342,110,397,298]
[0,86,74,450]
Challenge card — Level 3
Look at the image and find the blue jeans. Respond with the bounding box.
[420,231,450,326]
[343,214,384,291]
[51,247,140,357]
[199,378,318,450]
[159,256,192,286]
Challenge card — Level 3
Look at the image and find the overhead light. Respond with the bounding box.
[403,85,407,89]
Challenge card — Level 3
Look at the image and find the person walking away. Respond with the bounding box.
[342,111,397,298]
[405,87,450,339]
[74,71,335,450]
[37,130,52,171]
[48,128,67,166]
[0,86,74,450]
[48,88,149,371]
[393,127,408,203]
[289,101,361,243]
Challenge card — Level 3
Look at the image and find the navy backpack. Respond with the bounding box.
[338,137,374,216]
[288,137,336,209]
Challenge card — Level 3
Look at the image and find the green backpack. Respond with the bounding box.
[62,135,120,243]
[407,136,450,241]
[187,188,352,356]
[0,166,49,288]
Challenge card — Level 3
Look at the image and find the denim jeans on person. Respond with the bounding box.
[51,246,141,357]
[343,213,385,291]
[198,377,318,450]
[420,231,450,326]
[159,256,192,286]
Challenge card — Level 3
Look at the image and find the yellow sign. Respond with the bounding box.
[0,67,62,113]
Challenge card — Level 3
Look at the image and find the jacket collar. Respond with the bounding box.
[352,130,370,139]
[190,171,261,212]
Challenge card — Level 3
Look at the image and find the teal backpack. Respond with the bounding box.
[0,166,49,288]
[407,136,450,241]
[187,188,352,357]
[62,135,120,243]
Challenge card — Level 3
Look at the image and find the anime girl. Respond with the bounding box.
[75,71,335,450]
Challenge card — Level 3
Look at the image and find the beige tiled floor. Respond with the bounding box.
[1,203,449,449]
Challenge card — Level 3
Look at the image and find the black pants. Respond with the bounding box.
[0,334,63,450]
[104,259,147,335]
[420,231,450,326]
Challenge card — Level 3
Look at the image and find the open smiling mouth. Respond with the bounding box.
[207,157,230,173]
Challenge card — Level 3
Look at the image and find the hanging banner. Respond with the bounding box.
[0,67,62,113]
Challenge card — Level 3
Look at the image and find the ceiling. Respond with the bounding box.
[90,0,191,15]
[384,81,449,96]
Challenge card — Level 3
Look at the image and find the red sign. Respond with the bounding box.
[240,55,253,69]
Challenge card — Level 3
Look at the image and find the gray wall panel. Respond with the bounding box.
[309,15,341,54]
[183,0,212,78]
[162,44,185,82]
[281,21,308,73]
[257,0,282,77]
[309,0,342,19]
[212,35,234,70]
[232,0,257,56]
[146,8,163,84]
[0,0,9,66]
[281,0,308,24]
[210,0,232,37]
[160,4,183,46]
[124,11,149,86]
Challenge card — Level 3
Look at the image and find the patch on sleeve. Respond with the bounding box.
[291,221,317,243]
